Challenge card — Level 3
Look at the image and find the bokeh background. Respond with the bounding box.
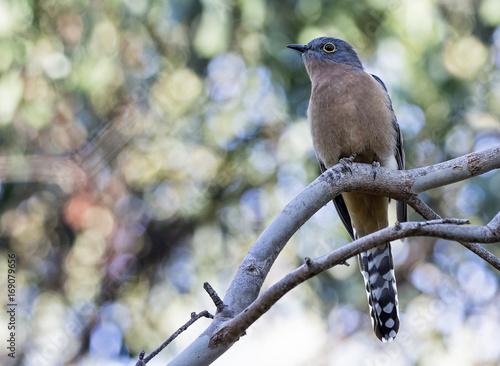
[0,0,500,365]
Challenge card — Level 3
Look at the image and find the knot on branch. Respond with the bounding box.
[135,350,146,366]
[208,322,244,349]
[244,263,261,275]
[467,153,483,176]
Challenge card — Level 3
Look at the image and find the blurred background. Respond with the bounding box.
[0,0,499,365]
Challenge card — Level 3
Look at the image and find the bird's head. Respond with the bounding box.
[287,37,363,71]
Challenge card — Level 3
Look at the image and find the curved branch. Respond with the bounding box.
[166,145,500,366]
[210,216,500,347]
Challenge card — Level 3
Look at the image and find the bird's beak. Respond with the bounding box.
[287,44,307,53]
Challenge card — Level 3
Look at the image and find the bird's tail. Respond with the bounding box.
[358,243,399,342]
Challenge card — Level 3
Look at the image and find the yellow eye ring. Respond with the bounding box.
[323,43,336,53]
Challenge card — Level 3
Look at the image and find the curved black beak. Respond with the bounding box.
[287,44,307,53]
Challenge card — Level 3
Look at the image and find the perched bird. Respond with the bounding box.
[287,37,407,342]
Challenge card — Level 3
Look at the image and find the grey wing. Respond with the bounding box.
[393,120,407,223]
[318,158,355,240]
[371,74,407,224]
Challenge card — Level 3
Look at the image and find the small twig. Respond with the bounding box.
[407,194,440,219]
[204,282,225,312]
[415,218,470,226]
[136,310,213,365]
[136,350,146,366]
[460,241,500,270]
[406,196,500,270]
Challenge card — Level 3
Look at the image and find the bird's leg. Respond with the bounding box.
[372,161,380,180]
[339,153,357,174]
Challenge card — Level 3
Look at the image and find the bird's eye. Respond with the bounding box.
[323,43,336,53]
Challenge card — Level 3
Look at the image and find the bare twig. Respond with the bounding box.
[136,350,146,366]
[137,310,213,365]
[406,189,500,270]
[406,194,439,219]
[203,282,225,313]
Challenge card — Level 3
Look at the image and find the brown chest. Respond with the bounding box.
[306,67,395,167]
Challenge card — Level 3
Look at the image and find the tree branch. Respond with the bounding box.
[137,311,214,365]
[165,145,500,365]
[208,217,500,347]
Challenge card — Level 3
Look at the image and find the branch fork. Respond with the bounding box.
[160,146,500,365]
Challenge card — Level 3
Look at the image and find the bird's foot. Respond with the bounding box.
[339,154,356,174]
[372,161,380,180]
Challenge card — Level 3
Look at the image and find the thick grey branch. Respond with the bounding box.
[409,147,500,193]
[167,146,500,366]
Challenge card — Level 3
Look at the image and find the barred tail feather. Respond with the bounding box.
[358,243,399,342]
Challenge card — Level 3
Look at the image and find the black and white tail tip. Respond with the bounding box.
[359,243,399,342]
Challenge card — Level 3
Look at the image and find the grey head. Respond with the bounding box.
[287,36,363,70]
